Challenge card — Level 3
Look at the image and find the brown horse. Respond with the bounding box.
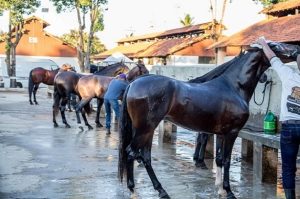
[118,42,298,199]
[28,64,74,105]
[75,63,149,129]
[52,62,130,128]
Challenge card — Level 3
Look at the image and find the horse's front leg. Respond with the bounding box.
[215,135,226,196]
[95,98,104,127]
[222,132,238,199]
[33,84,39,105]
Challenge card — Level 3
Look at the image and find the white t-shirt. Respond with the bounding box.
[271,57,300,121]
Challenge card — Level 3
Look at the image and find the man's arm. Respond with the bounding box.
[256,37,276,61]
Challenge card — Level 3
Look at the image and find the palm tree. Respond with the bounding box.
[180,14,194,26]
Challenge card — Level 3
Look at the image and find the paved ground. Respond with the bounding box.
[0,88,299,199]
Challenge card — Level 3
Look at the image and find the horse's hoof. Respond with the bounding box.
[35,102,38,105]
[30,102,34,105]
[226,192,236,199]
[78,126,84,132]
[96,123,103,128]
[128,182,135,192]
[54,123,58,128]
[65,124,71,128]
[159,189,170,199]
[87,125,93,130]
[195,161,208,169]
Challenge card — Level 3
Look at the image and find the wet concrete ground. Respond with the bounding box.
[0,88,299,199]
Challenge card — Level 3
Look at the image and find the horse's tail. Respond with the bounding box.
[28,70,34,100]
[53,85,60,117]
[118,85,132,182]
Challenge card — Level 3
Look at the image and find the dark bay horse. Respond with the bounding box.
[75,63,149,129]
[28,64,74,105]
[118,43,298,199]
[52,62,129,128]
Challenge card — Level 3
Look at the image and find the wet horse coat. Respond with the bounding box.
[75,64,149,129]
[118,43,299,199]
[52,62,129,128]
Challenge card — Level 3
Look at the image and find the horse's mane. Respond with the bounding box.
[188,51,245,83]
[94,62,128,75]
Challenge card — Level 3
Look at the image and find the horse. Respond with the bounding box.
[28,64,74,105]
[52,62,129,128]
[75,63,149,129]
[118,42,298,199]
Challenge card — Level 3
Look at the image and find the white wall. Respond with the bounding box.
[0,55,79,88]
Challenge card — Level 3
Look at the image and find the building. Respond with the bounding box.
[93,22,222,65]
[0,16,78,87]
[211,0,300,64]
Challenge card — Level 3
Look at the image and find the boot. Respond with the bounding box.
[106,128,111,135]
[284,189,295,199]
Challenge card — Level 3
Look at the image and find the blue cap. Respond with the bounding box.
[118,73,126,79]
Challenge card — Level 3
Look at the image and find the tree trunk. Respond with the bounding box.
[10,45,17,88]
[84,5,96,73]
[76,5,85,72]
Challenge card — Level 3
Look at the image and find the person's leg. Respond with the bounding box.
[111,99,120,120]
[104,99,111,134]
[280,124,299,199]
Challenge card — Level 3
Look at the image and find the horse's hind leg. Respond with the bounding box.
[60,97,71,128]
[76,98,93,130]
[33,84,39,105]
[95,98,104,127]
[140,142,170,198]
[194,132,208,169]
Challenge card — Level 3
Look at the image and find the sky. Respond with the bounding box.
[0,0,265,49]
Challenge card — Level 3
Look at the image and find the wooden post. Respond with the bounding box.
[158,120,177,143]
[241,139,253,161]
[253,142,278,183]
[205,134,214,158]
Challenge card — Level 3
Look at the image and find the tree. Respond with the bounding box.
[51,0,107,72]
[180,13,194,27]
[0,0,40,87]
[60,29,106,55]
[253,0,288,7]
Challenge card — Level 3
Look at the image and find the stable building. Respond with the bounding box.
[93,22,222,65]
[0,16,78,87]
[211,0,300,64]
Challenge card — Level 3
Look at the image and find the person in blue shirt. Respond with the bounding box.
[104,73,128,135]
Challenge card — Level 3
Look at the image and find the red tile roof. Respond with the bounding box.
[260,0,300,15]
[209,14,300,48]
[94,41,155,59]
[117,21,221,43]
[135,35,213,57]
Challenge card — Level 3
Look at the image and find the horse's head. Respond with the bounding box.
[60,63,76,72]
[126,63,149,82]
[269,42,300,63]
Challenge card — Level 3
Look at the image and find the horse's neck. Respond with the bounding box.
[223,51,267,102]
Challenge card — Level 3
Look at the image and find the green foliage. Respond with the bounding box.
[252,0,289,7]
[180,13,194,27]
[61,29,106,55]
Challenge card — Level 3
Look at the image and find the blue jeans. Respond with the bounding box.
[280,123,300,189]
[104,99,120,129]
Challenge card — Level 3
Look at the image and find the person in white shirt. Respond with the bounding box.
[256,37,300,199]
